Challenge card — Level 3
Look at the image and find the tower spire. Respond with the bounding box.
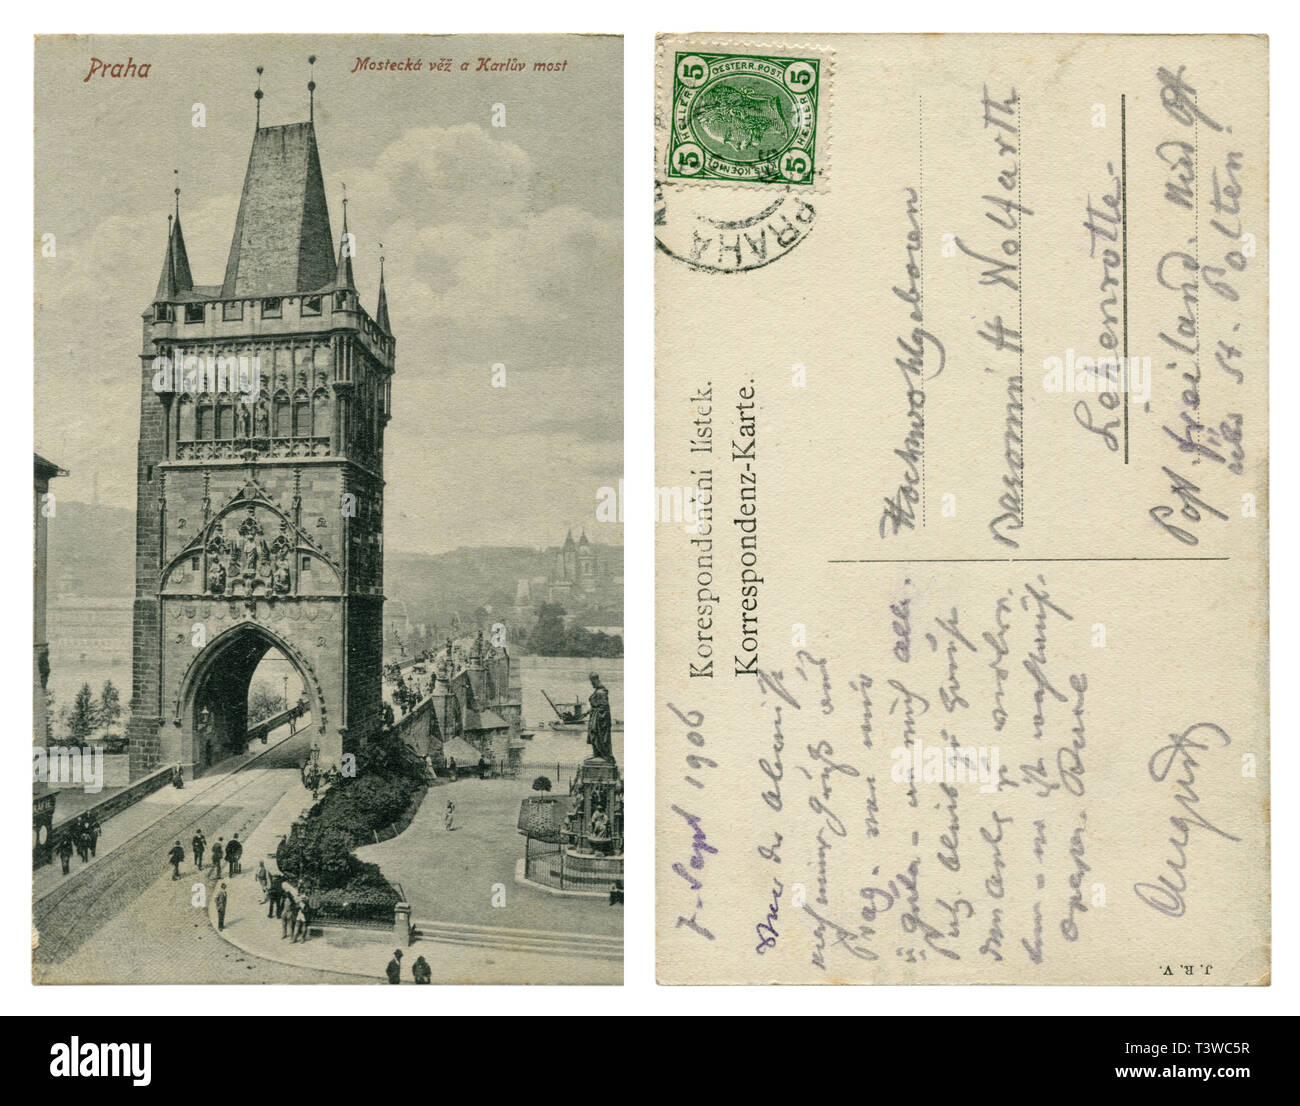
[254,65,264,128]
[334,183,355,290]
[156,173,193,301]
[376,246,391,332]
[308,55,317,122]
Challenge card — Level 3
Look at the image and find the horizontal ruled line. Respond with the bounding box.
[828,556,1230,564]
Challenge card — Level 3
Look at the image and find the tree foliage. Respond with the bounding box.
[248,682,284,724]
[62,682,97,745]
[98,680,122,730]
[527,603,623,658]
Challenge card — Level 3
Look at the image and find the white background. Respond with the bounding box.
[1,2,1292,1018]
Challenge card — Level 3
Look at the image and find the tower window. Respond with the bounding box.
[261,297,282,319]
[301,295,322,317]
[184,302,205,324]
[301,555,311,573]
[215,397,232,439]
[191,555,200,571]
[222,301,244,322]
[333,291,351,311]
[154,303,173,322]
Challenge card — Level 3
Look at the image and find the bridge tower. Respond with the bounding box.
[125,73,394,778]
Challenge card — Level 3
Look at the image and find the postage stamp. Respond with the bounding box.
[666,51,821,186]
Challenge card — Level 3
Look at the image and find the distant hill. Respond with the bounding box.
[385,545,623,629]
[45,500,622,626]
[386,546,543,622]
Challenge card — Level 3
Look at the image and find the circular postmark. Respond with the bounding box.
[654,181,816,274]
[668,52,820,186]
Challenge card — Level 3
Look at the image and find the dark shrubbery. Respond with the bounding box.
[517,794,564,842]
[532,775,552,792]
[277,732,426,895]
[311,862,400,922]
[313,774,415,845]
[279,821,356,888]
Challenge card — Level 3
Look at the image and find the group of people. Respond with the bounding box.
[300,760,342,798]
[256,697,309,744]
[258,862,312,943]
[441,756,495,782]
[385,948,433,984]
[53,812,103,875]
[389,675,430,718]
[166,829,244,881]
[165,829,307,939]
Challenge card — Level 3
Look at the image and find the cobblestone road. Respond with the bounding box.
[34,731,362,984]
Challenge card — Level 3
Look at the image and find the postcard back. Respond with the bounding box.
[655,33,1269,985]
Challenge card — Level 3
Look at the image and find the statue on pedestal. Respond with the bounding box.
[586,672,614,763]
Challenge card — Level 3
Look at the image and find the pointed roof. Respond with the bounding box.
[333,196,355,291]
[221,122,335,298]
[563,529,576,549]
[375,256,391,332]
[578,530,589,547]
[156,214,194,301]
[34,453,68,481]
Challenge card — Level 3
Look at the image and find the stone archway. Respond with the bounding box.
[173,621,324,777]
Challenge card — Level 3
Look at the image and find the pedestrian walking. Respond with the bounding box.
[86,815,101,858]
[167,840,185,880]
[192,829,206,869]
[294,899,309,943]
[268,873,284,918]
[215,882,228,930]
[226,834,243,876]
[210,837,224,879]
[56,836,74,875]
[281,897,297,940]
[74,817,89,862]
[255,860,270,902]
[412,955,431,984]
[444,800,455,831]
[386,949,403,984]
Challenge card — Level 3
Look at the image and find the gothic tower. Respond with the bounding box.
[577,529,595,590]
[126,81,394,778]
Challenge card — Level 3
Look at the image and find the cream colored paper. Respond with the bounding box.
[655,33,1268,985]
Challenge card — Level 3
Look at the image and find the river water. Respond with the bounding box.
[514,655,624,766]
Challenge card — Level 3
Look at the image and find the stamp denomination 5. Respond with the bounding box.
[667,52,821,187]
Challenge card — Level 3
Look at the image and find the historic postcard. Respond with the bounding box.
[656,34,1269,984]
[34,33,623,984]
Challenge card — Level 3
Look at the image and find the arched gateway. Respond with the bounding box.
[125,98,395,779]
[177,622,321,772]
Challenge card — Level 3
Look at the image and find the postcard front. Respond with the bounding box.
[34,33,624,985]
[655,33,1269,984]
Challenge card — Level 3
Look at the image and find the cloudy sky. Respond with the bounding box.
[35,34,622,554]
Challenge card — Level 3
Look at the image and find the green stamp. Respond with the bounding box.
[667,51,820,186]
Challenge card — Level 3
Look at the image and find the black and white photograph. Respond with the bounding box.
[32,33,623,986]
